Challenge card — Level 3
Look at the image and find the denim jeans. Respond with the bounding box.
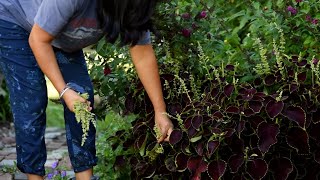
[0,19,97,176]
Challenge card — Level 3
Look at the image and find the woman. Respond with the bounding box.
[0,0,173,179]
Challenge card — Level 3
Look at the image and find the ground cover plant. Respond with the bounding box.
[92,0,320,179]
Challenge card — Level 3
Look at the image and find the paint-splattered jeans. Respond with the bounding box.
[0,19,97,176]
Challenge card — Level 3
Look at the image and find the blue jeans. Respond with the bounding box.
[0,19,97,176]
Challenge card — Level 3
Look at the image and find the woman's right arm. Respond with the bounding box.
[29,23,88,112]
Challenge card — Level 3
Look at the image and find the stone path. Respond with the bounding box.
[0,124,75,180]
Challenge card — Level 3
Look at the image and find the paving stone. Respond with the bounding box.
[46,142,64,151]
[2,137,15,145]
[0,151,10,156]
[14,172,27,180]
[45,132,63,140]
[5,153,16,160]
[0,173,13,180]
[0,159,16,166]
[0,142,4,149]
[0,155,5,161]
[46,127,62,133]
[44,160,58,169]
[47,148,68,160]
[1,148,16,154]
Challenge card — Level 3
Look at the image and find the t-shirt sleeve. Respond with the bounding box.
[136,31,151,45]
[34,0,84,36]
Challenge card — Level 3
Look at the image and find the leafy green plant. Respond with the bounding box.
[45,161,69,180]
[0,72,12,123]
[94,111,136,179]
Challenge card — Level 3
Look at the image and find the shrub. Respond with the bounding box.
[93,0,320,179]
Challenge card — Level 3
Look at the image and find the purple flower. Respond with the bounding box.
[61,171,67,177]
[51,161,58,169]
[199,11,207,19]
[296,0,302,2]
[54,170,59,175]
[47,173,53,179]
[287,6,297,15]
[306,15,312,22]
[181,28,192,38]
[312,19,318,25]
[181,13,191,20]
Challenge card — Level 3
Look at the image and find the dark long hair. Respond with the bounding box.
[97,0,157,46]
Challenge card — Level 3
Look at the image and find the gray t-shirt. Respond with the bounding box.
[0,0,151,52]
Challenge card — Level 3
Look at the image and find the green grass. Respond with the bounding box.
[46,100,65,128]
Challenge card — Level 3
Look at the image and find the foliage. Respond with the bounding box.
[94,111,136,179]
[74,93,96,146]
[92,0,320,179]
[45,161,69,180]
[0,72,12,123]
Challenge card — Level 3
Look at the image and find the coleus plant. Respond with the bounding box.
[112,52,320,179]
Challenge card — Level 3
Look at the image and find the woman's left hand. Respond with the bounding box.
[155,112,174,143]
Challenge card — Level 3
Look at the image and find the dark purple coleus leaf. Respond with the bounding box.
[165,157,177,172]
[225,128,236,138]
[312,109,320,124]
[188,127,197,138]
[237,120,246,135]
[309,123,320,141]
[187,157,208,179]
[249,101,263,113]
[298,72,307,82]
[314,150,320,165]
[269,157,293,180]
[224,84,234,97]
[226,64,235,71]
[297,59,307,66]
[169,130,183,146]
[211,87,219,98]
[184,117,192,129]
[114,155,126,170]
[244,108,255,117]
[125,95,135,113]
[207,140,220,158]
[181,139,191,154]
[289,83,298,93]
[252,95,264,101]
[264,74,276,86]
[247,159,268,180]
[176,153,189,171]
[282,106,306,128]
[266,100,284,119]
[286,127,310,154]
[210,128,222,134]
[288,68,294,77]
[142,164,157,178]
[228,154,244,173]
[161,74,175,82]
[257,122,280,153]
[254,78,262,86]
[213,111,223,120]
[168,103,182,116]
[134,134,146,150]
[196,142,204,156]
[207,160,227,180]
[249,116,266,130]
[192,115,203,130]
[226,106,240,114]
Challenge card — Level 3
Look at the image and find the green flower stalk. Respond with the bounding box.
[74,93,96,146]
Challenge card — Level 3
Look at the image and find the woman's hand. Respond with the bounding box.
[62,89,92,112]
[155,112,174,143]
